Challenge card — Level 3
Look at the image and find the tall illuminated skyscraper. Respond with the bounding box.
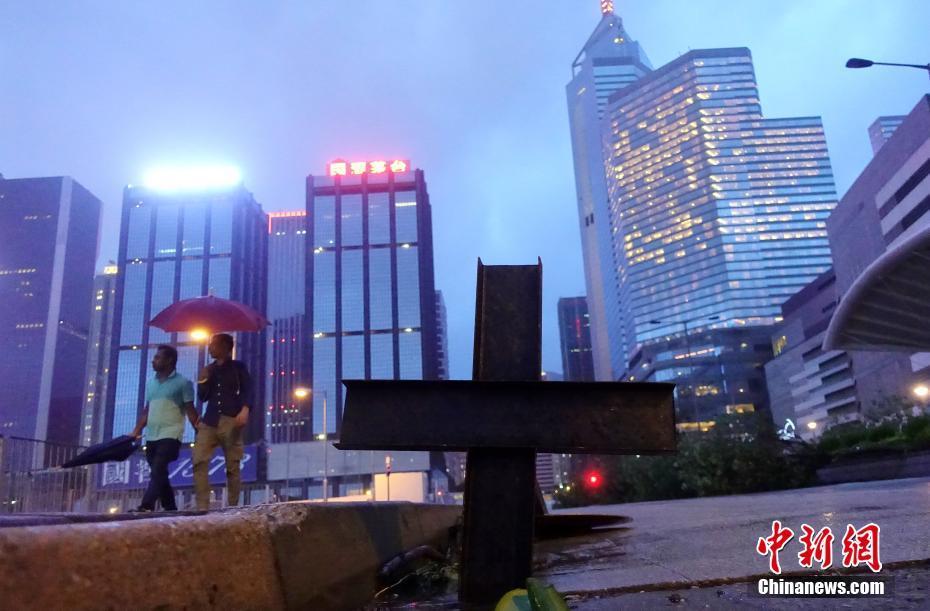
[266,210,310,443]
[106,169,267,443]
[0,176,101,445]
[557,297,595,382]
[434,290,449,380]
[304,159,440,438]
[602,48,838,421]
[80,264,118,446]
[566,2,652,380]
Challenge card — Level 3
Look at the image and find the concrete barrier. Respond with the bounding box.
[0,502,461,610]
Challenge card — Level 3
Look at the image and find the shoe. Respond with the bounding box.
[128,507,153,513]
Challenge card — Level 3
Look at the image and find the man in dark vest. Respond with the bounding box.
[193,333,252,510]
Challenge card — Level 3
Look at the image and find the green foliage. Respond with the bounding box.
[817,421,870,454]
[903,414,930,440]
[552,411,930,509]
[909,425,930,450]
[866,421,899,442]
[816,413,930,459]
[553,412,817,508]
[866,394,913,422]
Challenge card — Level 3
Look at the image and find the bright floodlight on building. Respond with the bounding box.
[913,384,930,399]
[143,165,242,191]
[806,421,818,430]
[294,387,310,400]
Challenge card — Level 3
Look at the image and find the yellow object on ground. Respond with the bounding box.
[494,578,570,611]
[494,588,531,611]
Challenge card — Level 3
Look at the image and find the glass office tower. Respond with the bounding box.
[557,297,595,382]
[603,48,838,422]
[566,4,652,380]
[0,176,101,445]
[434,291,449,380]
[107,180,267,443]
[266,211,310,443]
[304,164,439,438]
[80,264,118,446]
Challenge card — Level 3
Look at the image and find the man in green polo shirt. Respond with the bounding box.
[129,345,199,511]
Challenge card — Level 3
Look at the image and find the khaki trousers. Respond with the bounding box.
[193,415,244,510]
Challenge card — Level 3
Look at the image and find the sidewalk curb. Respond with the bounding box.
[0,502,461,610]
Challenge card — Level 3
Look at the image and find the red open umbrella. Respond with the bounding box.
[149,295,268,333]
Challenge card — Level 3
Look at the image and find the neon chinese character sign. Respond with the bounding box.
[327,159,411,177]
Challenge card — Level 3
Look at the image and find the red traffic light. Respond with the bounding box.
[584,470,603,488]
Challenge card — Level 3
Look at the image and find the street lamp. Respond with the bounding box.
[290,387,313,501]
[189,328,210,342]
[649,315,721,424]
[293,386,329,501]
[913,384,929,413]
[912,384,929,400]
[846,57,930,81]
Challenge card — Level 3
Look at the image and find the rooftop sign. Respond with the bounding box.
[327,159,410,177]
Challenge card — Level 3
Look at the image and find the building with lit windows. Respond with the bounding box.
[106,170,267,444]
[273,160,442,499]
[435,291,449,380]
[80,264,118,446]
[266,211,310,443]
[566,2,652,380]
[868,115,906,155]
[764,98,930,434]
[0,176,102,445]
[304,161,440,437]
[601,47,838,423]
[557,297,596,382]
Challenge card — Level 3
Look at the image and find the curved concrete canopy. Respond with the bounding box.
[823,223,930,352]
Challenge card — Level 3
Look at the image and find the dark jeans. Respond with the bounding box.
[140,438,181,511]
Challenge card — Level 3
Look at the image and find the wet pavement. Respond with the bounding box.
[539,477,930,594]
[567,562,930,609]
[370,478,930,609]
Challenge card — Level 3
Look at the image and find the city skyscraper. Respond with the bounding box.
[435,290,449,380]
[266,210,310,443]
[599,46,838,422]
[80,263,118,446]
[106,169,267,444]
[304,159,440,439]
[566,2,652,380]
[0,176,102,445]
[557,297,595,381]
[868,115,906,155]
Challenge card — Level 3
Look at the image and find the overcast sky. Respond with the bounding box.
[2,1,929,379]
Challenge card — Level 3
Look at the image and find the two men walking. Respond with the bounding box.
[129,334,252,512]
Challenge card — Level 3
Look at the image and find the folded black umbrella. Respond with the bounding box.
[61,435,140,468]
